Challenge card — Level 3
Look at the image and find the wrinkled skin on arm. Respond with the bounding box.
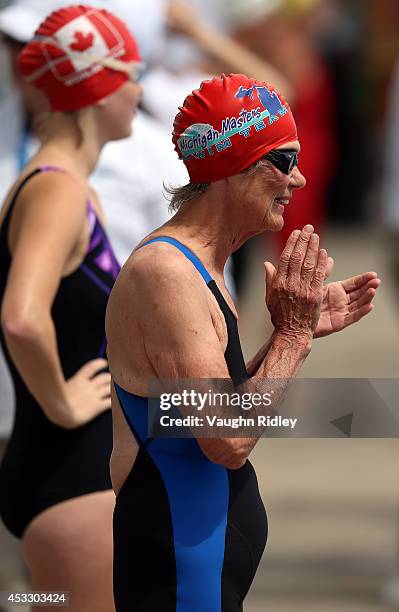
[124,229,327,468]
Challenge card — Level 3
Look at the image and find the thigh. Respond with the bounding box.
[22,491,115,612]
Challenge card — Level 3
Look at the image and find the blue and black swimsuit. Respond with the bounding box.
[113,237,268,612]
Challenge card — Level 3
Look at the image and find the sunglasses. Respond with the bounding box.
[263,149,299,175]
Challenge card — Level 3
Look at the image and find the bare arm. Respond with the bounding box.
[246,335,274,379]
[167,0,293,101]
[1,172,110,428]
[131,230,325,468]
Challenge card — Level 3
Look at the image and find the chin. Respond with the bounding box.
[109,125,132,142]
[264,213,284,233]
[123,124,133,138]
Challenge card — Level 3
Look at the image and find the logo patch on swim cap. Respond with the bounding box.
[69,31,95,52]
[47,12,126,85]
[177,84,288,160]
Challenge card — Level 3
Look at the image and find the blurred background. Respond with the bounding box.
[0,0,398,610]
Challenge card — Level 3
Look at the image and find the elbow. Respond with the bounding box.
[1,306,40,344]
[199,438,248,470]
[220,456,247,470]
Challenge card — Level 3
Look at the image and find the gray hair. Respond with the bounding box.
[164,181,211,213]
[164,157,271,212]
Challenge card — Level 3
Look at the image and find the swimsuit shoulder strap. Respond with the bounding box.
[138,236,213,284]
[137,235,248,385]
[2,166,66,233]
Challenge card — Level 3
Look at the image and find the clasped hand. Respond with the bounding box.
[265,225,380,339]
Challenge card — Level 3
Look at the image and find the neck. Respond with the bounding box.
[37,110,104,178]
[162,187,257,278]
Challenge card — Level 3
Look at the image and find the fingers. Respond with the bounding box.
[94,375,111,404]
[345,283,378,327]
[341,272,379,293]
[277,229,301,277]
[277,225,314,279]
[345,302,374,326]
[98,384,111,396]
[93,371,111,385]
[277,223,329,298]
[264,261,277,302]
[324,257,334,280]
[92,372,111,404]
[287,225,315,279]
[349,287,377,312]
[348,278,380,303]
[310,249,328,291]
[95,384,112,399]
[80,358,108,378]
[99,397,112,410]
[294,232,319,285]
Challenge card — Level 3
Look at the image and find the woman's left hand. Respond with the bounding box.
[314,271,381,338]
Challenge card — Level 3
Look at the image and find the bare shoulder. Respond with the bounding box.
[2,169,86,228]
[106,239,232,385]
[106,240,213,338]
[6,170,92,266]
[117,241,209,299]
[17,169,87,212]
[8,169,87,235]
[105,240,218,387]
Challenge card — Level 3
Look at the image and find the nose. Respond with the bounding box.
[290,166,306,190]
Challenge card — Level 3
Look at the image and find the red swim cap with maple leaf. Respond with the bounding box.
[173,74,298,183]
[18,4,141,112]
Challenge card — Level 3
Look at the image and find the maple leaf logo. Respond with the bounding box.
[69,31,95,52]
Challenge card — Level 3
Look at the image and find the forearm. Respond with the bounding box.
[225,331,311,461]
[242,330,311,418]
[205,226,325,465]
[192,27,293,101]
[253,330,311,380]
[2,311,70,425]
[246,334,274,377]
[198,331,311,467]
[247,326,310,376]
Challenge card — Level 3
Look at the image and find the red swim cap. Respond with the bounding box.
[173,74,298,183]
[18,4,141,112]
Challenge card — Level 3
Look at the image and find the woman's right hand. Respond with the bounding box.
[63,358,111,429]
[264,224,328,341]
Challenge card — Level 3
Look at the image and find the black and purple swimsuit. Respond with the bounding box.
[0,166,120,538]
